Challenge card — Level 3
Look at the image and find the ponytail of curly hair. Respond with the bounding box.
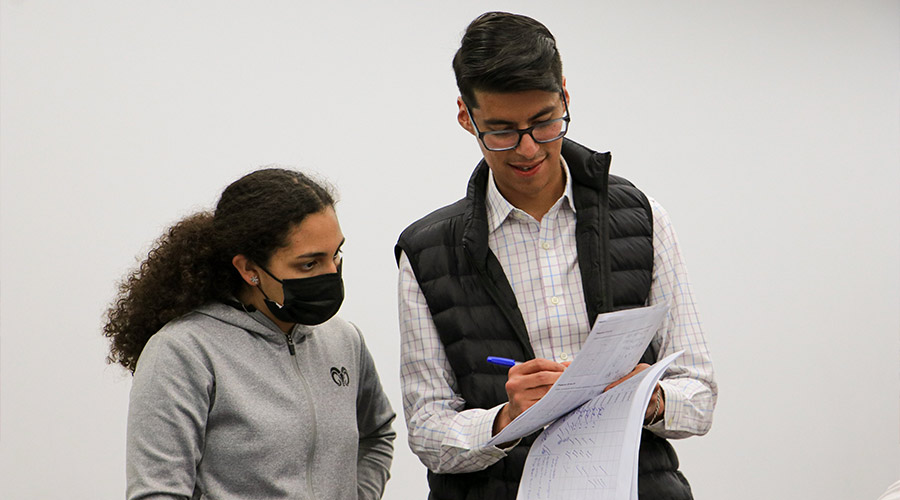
[103,168,335,373]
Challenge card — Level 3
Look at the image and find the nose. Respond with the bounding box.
[327,254,344,275]
[515,132,540,158]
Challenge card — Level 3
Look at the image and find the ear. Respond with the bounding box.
[561,77,570,106]
[232,254,260,286]
[457,97,476,136]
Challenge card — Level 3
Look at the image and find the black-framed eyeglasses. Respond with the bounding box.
[466,93,571,152]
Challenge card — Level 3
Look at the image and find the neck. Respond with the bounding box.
[500,176,565,223]
[236,286,295,334]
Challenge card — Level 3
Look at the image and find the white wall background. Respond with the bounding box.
[2,1,898,498]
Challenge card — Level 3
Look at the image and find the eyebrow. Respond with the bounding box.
[482,105,558,127]
[294,238,345,259]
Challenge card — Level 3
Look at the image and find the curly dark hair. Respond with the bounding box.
[103,167,335,372]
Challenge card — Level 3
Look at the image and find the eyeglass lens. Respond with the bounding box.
[482,119,567,150]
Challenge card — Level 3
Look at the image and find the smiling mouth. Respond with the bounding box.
[510,158,544,172]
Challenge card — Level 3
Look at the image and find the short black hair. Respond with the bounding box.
[452,12,563,109]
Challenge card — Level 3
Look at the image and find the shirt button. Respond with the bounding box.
[541,242,551,250]
[550,296,560,305]
[559,352,569,361]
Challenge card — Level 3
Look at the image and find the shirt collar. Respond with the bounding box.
[485,156,576,233]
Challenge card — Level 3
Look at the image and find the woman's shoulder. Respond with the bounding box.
[307,315,365,350]
[316,314,357,332]
[155,306,229,338]
[143,304,248,355]
[133,312,215,377]
[136,303,263,374]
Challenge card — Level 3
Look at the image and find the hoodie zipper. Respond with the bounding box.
[284,332,297,355]
[285,330,318,498]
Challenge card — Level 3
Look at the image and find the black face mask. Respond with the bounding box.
[257,264,344,325]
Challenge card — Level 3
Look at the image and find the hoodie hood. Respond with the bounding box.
[192,301,315,343]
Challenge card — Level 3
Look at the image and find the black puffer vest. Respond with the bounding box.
[396,139,692,500]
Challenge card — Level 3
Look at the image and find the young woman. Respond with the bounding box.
[104,168,395,500]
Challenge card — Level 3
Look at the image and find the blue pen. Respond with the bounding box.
[486,356,520,367]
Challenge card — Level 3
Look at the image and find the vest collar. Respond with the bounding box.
[462,138,611,262]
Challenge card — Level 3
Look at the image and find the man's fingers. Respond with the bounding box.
[503,359,569,420]
[506,384,558,419]
[505,370,562,395]
[604,363,651,392]
[509,358,566,375]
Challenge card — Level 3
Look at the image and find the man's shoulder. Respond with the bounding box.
[397,198,468,243]
[394,198,470,263]
[608,173,636,188]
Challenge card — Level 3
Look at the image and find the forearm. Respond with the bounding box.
[405,397,509,473]
[648,281,717,437]
[357,424,396,500]
[354,326,396,499]
[650,369,716,437]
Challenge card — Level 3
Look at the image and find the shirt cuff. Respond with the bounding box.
[481,404,522,452]
[646,382,675,431]
[443,404,515,456]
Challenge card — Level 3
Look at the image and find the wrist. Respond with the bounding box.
[645,386,664,426]
[492,403,512,436]
[491,404,520,448]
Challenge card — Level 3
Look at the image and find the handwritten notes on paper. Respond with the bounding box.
[517,351,683,500]
[487,303,669,446]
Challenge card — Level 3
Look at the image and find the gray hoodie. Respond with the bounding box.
[126,302,395,500]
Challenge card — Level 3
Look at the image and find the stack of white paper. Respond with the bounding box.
[487,303,669,447]
[516,352,682,500]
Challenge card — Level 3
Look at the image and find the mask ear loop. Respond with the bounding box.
[225,274,262,313]
[256,265,285,308]
[257,265,283,284]
[236,274,279,330]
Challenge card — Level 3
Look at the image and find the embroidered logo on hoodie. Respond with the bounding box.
[330,366,350,386]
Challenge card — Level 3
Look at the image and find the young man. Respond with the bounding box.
[396,12,716,500]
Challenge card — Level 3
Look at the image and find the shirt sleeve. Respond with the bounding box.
[126,333,211,500]
[352,324,397,500]
[398,251,512,474]
[644,198,718,438]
